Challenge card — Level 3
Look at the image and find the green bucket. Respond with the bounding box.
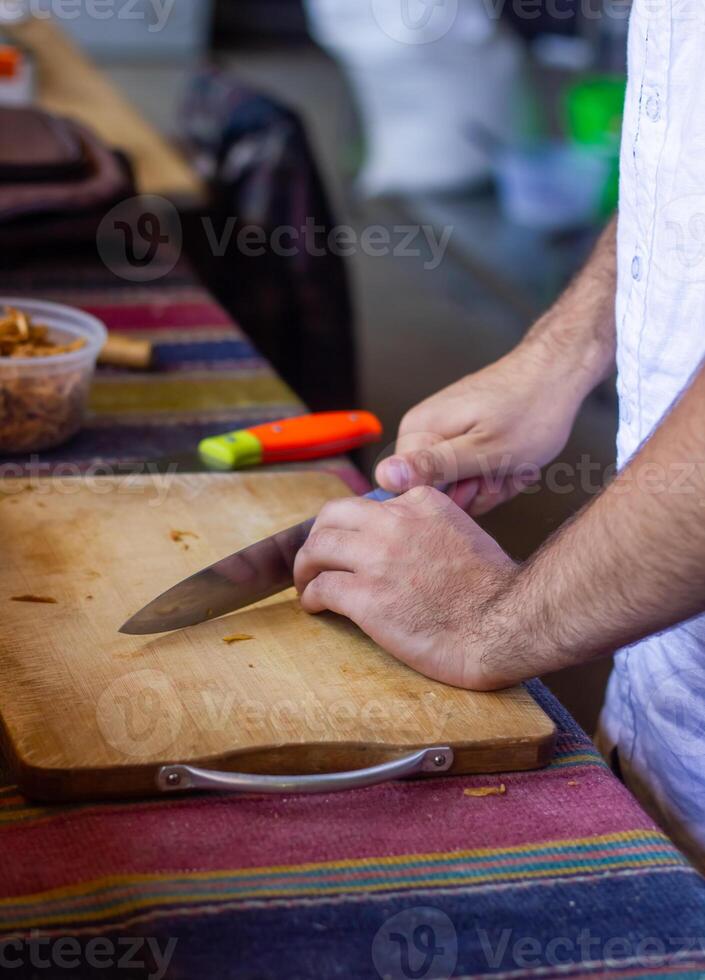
[565,75,626,214]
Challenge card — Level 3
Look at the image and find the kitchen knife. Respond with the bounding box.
[199,411,382,471]
[119,487,395,636]
[138,411,383,476]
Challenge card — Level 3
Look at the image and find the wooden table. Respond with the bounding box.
[4,16,204,203]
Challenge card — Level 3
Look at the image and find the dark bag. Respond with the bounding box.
[181,70,356,410]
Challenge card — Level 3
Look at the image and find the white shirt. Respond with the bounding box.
[600,0,705,868]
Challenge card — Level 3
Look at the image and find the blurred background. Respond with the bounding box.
[0,0,628,730]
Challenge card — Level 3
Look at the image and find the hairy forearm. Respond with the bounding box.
[481,357,705,687]
[521,217,617,401]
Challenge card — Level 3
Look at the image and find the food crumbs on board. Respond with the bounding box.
[464,784,506,798]
[223,633,255,645]
[170,530,199,543]
[11,595,58,604]
[170,529,200,552]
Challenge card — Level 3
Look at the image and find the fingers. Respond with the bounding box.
[376,433,492,494]
[468,479,517,516]
[467,473,538,517]
[294,527,366,595]
[315,496,381,531]
[449,478,481,512]
[299,571,364,618]
[375,431,441,493]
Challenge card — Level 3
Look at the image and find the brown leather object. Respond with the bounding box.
[0,107,87,182]
[0,123,131,226]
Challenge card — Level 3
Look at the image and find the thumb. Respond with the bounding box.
[376,441,461,493]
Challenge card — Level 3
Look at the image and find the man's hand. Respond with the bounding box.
[376,219,618,516]
[296,360,705,695]
[375,345,582,515]
[293,486,517,690]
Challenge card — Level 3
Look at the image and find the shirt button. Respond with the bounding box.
[646,93,661,121]
[631,255,642,280]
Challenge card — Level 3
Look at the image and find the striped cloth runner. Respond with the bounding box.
[0,250,704,978]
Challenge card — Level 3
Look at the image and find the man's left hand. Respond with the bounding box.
[293,487,518,690]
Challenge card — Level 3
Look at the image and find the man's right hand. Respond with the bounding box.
[375,339,589,516]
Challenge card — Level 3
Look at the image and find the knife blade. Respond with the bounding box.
[119,488,395,636]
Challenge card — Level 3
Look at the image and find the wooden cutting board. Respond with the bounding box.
[0,472,555,802]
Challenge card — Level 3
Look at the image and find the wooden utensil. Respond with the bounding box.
[0,472,555,802]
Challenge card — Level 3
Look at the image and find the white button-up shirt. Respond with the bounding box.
[600,0,705,868]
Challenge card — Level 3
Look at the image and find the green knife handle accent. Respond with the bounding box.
[198,430,263,471]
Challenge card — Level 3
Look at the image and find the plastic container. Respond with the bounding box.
[494,142,610,232]
[0,43,35,106]
[565,76,626,213]
[0,299,107,454]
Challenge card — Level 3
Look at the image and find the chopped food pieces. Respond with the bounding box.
[0,308,86,359]
[567,780,579,787]
[223,633,255,645]
[0,307,91,453]
[11,595,58,604]
[463,784,506,798]
[170,530,200,551]
[170,530,199,542]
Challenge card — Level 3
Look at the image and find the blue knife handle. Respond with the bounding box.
[364,485,448,504]
[364,488,397,503]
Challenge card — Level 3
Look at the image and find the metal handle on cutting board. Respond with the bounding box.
[156,746,453,796]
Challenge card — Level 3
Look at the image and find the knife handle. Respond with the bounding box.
[199,411,383,471]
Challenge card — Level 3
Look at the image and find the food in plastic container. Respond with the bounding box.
[0,299,107,454]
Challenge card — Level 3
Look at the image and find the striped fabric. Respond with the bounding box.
[0,250,704,977]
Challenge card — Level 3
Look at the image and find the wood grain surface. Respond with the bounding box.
[0,472,555,801]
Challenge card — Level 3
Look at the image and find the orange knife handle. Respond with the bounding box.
[248,411,383,463]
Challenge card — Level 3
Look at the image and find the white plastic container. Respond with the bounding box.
[305,0,526,194]
[0,299,107,454]
[494,143,609,231]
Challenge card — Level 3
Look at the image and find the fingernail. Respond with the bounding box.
[384,456,411,492]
